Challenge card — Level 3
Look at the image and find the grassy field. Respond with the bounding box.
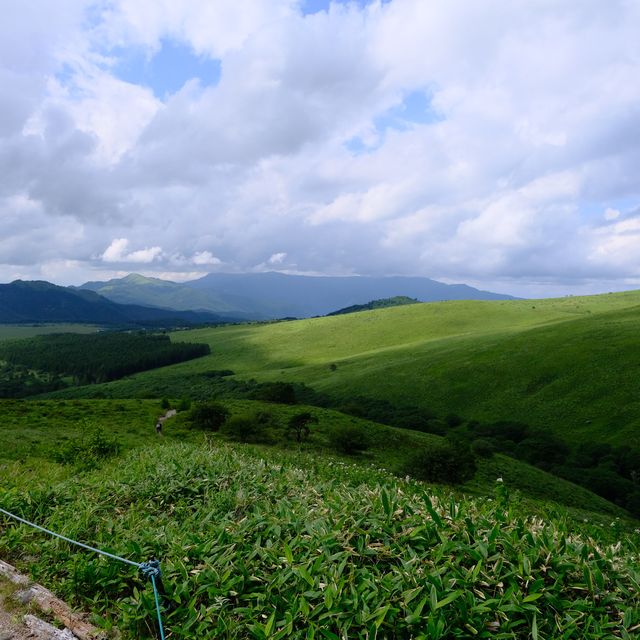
[126,290,640,446]
[0,399,172,461]
[1,439,638,639]
[42,291,640,449]
[0,324,100,341]
[0,398,628,517]
[35,292,640,515]
[38,292,640,445]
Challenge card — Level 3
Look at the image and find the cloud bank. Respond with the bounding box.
[1,0,639,296]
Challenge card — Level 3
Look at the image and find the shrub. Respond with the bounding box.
[202,369,235,378]
[445,413,463,428]
[625,489,640,517]
[515,433,569,469]
[336,402,367,418]
[177,397,192,411]
[403,443,477,484]
[471,438,496,458]
[612,446,640,480]
[52,427,120,470]
[423,418,448,436]
[190,402,230,431]
[476,421,530,443]
[160,397,171,410]
[329,424,370,455]
[250,382,297,404]
[286,412,318,443]
[557,466,635,506]
[221,410,277,443]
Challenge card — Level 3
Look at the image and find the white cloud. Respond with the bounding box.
[268,252,287,265]
[102,238,162,263]
[1,0,640,295]
[96,0,294,59]
[192,250,221,265]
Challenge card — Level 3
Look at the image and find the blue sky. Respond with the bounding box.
[0,0,639,297]
[346,90,443,154]
[301,0,386,15]
[112,40,221,98]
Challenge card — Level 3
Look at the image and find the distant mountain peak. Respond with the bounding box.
[78,271,514,320]
[119,273,175,285]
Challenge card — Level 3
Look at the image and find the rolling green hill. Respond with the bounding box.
[40,290,640,511]
[163,290,640,446]
[327,295,419,315]
[3,304,639,639]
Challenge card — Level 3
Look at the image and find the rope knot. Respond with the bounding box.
[139,559,162,581]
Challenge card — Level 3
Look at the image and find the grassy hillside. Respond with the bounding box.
[0,399,173,460]
[327,295,419,315]
[157,290,640,446]
[38,291,640,513]
[3,293,639,637]
[1,440,638,639]
[0,398,623,517]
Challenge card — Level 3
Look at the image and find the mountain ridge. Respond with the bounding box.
[0,279,230,326]
[80,271,516,319]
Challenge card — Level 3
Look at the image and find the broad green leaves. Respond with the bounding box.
[0,442,638,638]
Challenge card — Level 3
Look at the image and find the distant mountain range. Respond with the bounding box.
[0,274,515,326]
[80,272,515,319]
[0,280,229,326]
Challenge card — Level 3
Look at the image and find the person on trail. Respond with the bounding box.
[155,421,162,435]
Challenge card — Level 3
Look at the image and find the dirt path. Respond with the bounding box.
[158,409,177,424]
[155,409,177,435]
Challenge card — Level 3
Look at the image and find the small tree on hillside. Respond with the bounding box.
[286,412,318,443]
[190,402,229,431]
[329,424,370,455]
[403,442,477,484]
[251,382,297,404]
[222,409,277,443]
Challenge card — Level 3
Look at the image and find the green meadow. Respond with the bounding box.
[157,291,640,445]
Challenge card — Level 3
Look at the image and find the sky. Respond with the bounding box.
[1,0,639,298]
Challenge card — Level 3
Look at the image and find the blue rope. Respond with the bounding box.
[0,507,141,568]
[0,506,167,638]
[151,574,167,640]
[140,560,166,640]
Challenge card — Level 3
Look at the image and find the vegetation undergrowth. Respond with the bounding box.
[1,442,639,639]
[1,397,630,519]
